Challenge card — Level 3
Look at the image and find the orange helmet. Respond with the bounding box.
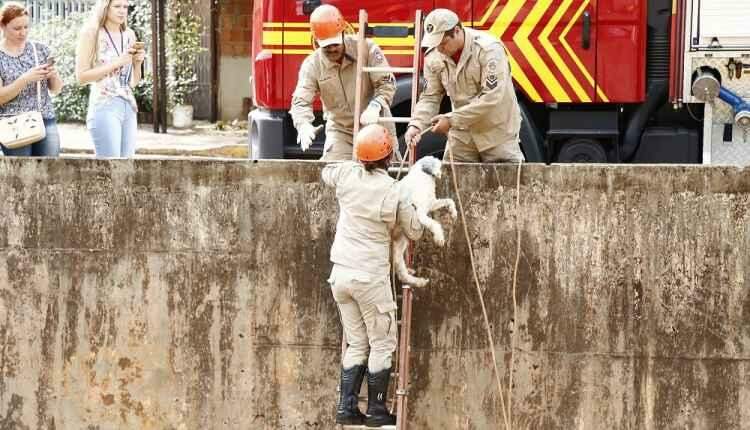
[356,124,394,162]
[310,5,346,47]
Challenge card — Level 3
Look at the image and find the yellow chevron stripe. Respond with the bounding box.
[540,0,590,101]
[264,48,416,55]
[476,0,504,27]
[481,0,543,102]
[487,0,524,38]
[560,0,609,102]
[508,52,542,102]
[515,0,570,101]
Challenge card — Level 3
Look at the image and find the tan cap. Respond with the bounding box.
[421,9,460,49]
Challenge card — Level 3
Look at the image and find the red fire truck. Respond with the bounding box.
[249,0,750,164]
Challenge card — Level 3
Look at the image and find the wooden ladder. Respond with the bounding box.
[342,9,423,430]
[351,9,423,164]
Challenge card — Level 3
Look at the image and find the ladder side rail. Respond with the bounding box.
[396,11,422,430]
[352,9,369,160]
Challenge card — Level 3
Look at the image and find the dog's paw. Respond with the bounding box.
[412,277,429,288]
[448,202,458,220]
[433,231,445,247]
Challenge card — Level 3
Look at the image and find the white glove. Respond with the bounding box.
[359,101,382,125]
[297,122,317,151]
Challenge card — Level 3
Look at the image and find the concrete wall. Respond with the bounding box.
[1,159,749,429]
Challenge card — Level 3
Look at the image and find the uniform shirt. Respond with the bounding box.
[291,36,396,138]
[322,161,423,275]
[409,28,522,152]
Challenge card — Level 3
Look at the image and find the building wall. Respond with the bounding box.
[217,0,252,121]
[1,159,750,429]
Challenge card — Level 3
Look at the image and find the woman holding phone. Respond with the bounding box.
[75,0,145,158]
[0,1,63,157]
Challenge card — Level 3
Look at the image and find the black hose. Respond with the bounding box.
[621,81,668,161]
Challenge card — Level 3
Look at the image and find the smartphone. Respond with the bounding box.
[46,56,55,67]
[133,41,145,50]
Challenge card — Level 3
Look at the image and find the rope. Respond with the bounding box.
[507,159,522,425]
[445,145,520,430]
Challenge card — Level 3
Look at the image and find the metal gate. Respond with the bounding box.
[24,0,93,23]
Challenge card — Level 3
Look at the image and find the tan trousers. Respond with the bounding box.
[321,131,354,161]
[328,264,397,373]
[444,130,525,163]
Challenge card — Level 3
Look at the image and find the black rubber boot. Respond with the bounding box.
[335,364,367,425]
[365,368,397,427]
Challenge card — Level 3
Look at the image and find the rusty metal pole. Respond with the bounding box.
[150,0,159,132]
[157,0,168,133]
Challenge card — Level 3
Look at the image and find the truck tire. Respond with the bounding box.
[556,138,607,163]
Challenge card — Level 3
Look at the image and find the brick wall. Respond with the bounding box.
[218,0,252,57]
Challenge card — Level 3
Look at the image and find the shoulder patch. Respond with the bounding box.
[487,58,498,74]
[485,73,498,90]
[372,49,385,65]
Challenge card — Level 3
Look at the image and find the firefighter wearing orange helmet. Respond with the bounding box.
[291,5,397,160]
[404,9,525,163]
[321,124,423,426]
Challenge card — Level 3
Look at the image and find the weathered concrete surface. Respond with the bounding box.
[1,159,749,429]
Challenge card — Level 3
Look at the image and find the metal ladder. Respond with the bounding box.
[342,9,424,430]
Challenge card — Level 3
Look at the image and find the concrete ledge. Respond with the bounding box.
[1,159,749,429]
[59,143,249,158]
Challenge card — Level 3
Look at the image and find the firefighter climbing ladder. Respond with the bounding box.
[342,9,423,430]
[345,9,524,429]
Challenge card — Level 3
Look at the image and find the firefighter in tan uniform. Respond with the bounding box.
[404,9,525,163]
[291,5,397,160]
[322,124,423,427]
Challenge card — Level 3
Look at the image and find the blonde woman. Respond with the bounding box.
[76,0,145,158]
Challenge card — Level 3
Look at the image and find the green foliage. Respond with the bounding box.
[166,0,206,107]
[29,0,154,122]
[30,13,89,121]
[128,0,154,113]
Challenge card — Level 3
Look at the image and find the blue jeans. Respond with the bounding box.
[87,97,137,158]
[1,118,60,157]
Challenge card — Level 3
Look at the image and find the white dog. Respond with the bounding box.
[392,156,457,287]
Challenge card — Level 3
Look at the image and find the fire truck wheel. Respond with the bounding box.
[556,138,607,163]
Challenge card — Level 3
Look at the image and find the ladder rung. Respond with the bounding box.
[387,166,410,174]
[363,66,414,74]
[378,117,412,124]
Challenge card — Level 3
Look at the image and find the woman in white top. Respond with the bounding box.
[75,0,145,158]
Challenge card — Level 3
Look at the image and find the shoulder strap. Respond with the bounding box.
[30,42,41,111]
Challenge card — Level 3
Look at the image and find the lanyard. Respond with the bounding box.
[103,27,123,56]
[103,27,131,88]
